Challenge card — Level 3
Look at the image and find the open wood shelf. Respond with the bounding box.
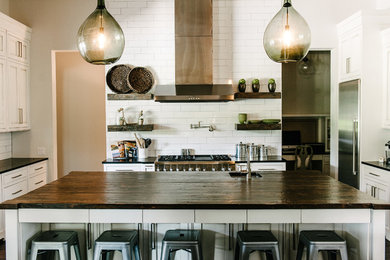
[107,93,154,100]
[234,92,281,99]
[235,123,281,131]
[107,124,154,132]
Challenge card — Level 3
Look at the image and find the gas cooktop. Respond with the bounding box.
[158,155,231,162]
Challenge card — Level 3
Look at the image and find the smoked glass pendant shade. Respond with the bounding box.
[77,0,125,65]
[263,0,311,63]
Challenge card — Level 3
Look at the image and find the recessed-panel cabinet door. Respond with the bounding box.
[0,58,6,131]
[7,33,20,62]
[7,61,18,128]
[7,61,29,130]
[17,63,29,128]
[0,29,5,57]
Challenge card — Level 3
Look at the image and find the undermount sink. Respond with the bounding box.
[229,172,262,178]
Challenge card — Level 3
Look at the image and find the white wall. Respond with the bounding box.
[105,0,282,157]
[0,0,9,15]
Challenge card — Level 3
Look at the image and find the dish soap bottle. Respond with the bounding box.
[138,110,144,126]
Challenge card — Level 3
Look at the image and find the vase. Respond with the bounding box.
[252,83,260,92]
[238,83,246,93]
[268,83,276,93]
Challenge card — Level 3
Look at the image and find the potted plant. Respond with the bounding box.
[252,78,260,92]
[268,78,276,93]
[238,79,246,92]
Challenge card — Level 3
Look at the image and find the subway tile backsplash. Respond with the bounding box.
[105,0,282,158]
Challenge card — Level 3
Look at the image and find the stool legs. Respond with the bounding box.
[93,245,103,260]
[134,243,141,260]
[161,243,170,260]
[339,247,348,260]
[73,242,82,260]
[296,241,304,260]
[30,245,39,260]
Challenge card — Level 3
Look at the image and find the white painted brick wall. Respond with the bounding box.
[105,0,282,158]
[0,133,12,160]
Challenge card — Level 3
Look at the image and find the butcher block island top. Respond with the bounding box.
[1,171,389,210]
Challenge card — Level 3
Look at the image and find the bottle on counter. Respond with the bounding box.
[138,110,144,126]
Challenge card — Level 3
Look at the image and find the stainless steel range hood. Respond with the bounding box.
[154,84,234,102]
[154,0,233,102]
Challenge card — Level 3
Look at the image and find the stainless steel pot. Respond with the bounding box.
[248,143,260,160]
[235,142,247,160]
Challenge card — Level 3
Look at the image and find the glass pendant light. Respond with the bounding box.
[263,0,311,63]
[77,0,125,65]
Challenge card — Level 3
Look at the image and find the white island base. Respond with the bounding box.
[5,208,386,260]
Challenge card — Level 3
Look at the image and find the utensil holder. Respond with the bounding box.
[138,148,148,159]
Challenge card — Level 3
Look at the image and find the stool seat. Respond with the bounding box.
[96,230,137,244]
[235,231,280,260]
[93,230,140,260]
[296,231,348,260]
[161,230,203,260]
[30,231,81,260]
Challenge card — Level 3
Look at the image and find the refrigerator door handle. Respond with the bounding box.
[352,119,358,176]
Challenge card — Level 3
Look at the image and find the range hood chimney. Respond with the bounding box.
[154,0,234,102]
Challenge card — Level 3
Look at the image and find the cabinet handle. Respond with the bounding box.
[151,223,156,250]
[35,167,44,171]
[12,174,22,179]
[115,169,134,172]
[87,223,92,249]
[12,189,23,195]
[346,57,351,74]
[228,224,233,250]
[369,172,380,177]
[18,108,23,124]
[34,180,44,185]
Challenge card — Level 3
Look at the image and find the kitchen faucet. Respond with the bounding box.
[190,121,216,132]
[246,145,252,180]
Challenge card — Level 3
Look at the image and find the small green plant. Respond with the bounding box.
[252,79,260,85]
[238,79,246,84]
[268,78,275,84]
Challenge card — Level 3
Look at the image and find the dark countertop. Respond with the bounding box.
[0,158,48,174]
[103,156,285,164]
[1,170,389,210]
[362,161,390,171]
[103,157,157,164]
[233,156,285,163]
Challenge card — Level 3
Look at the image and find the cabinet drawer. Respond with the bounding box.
[28,161,47,177]
[104,164,142,172]
[2,167,28,187]
[28,173,46,192]
[3,180,27,201]
[362,165,390,183]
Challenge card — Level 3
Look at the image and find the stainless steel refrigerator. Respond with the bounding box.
[338,79,360,189]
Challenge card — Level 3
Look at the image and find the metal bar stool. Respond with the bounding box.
[161,230,203,260]
[234,230,280,260]
[93,230,140,260]
[296,230,348,260]
[30,231,82,260]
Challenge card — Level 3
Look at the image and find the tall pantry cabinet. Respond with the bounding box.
[0,11,31,132]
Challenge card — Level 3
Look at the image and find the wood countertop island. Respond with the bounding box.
[1,170,388,209]
[2,171,389,259]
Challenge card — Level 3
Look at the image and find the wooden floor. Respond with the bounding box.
[0,239,388,259]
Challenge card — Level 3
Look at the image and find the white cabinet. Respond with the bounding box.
[0,58,6,131]
[361,164,390,239]
[337,13,362,82]
[0,29,5,57]
[6,32,29,64]
[0,160,47,239]
[104,163,155,172]
[0,12,31,133]
[235,162,286,172]
[382,28,390,128]
[7,61,29,130]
